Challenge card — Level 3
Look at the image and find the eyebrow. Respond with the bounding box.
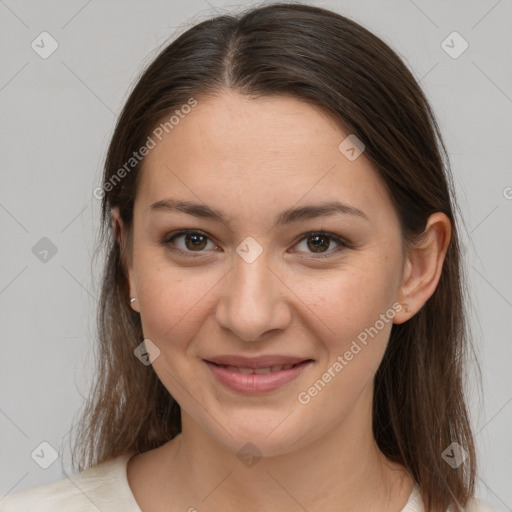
[148,198,369,226]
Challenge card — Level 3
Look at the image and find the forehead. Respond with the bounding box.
[149,91,342,165]
[135,91,395,226]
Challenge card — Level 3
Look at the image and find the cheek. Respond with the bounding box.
[133,247,225,351]
[303,257,398,340]
[137,274,204,344]
[293,265,398,422]
[133,260,214,401]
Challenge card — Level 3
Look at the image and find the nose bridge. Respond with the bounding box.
[215,246,290,341]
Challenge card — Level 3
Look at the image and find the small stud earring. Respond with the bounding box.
[130,297,136,304]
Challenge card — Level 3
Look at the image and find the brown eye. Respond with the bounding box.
[294,231,348,257]
[307,234,331,253]
[162,229,348,259]
[183,233,208,251]
[162,230,217,256]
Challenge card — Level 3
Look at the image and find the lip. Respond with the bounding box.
[203,357,314,395]
[203,354,310,369]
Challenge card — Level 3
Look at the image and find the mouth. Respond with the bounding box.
[203,357,314,394]
[206,360,309,374]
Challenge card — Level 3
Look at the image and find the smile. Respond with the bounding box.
[203,359,314,394]
[216,363,297,374]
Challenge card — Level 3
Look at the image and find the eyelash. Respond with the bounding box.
[160,229,350,259]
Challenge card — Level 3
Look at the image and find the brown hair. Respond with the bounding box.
[71,3,478,510]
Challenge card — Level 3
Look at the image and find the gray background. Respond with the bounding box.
[0,0,511,509]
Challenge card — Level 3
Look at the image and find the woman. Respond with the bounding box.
[1,3,496,511]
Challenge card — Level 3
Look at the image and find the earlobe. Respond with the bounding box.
[393,212,452,324]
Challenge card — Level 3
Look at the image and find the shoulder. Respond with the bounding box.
[403,485,498,512]
[0,452,140,512]
[465,496,499,512]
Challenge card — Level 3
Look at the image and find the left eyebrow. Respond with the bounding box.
[147,198,369,226]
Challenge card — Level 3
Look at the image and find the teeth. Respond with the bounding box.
[237,366,254,374]
[223,363,296,374]
[254,367,271,374]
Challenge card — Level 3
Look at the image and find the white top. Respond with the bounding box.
[0,451,497,511]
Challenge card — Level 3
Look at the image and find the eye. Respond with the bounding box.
[292,231,348,257]
[161,229,349,259]
[161,230,218,257]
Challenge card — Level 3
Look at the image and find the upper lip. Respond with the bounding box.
[203,355,312,369]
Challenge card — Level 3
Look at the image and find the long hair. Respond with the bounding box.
[70,3,478,510]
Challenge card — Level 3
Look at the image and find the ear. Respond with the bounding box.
[111,206,139,313]
[393,212,452,324]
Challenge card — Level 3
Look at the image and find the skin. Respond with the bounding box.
[112,90,451,512]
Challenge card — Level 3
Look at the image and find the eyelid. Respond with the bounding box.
[161,229,350,258]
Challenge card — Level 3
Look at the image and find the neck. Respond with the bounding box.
[156,385,414,511]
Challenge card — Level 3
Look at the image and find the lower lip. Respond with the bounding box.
[204,360,313,395]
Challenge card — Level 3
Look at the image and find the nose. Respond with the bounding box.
[215,250,292,342]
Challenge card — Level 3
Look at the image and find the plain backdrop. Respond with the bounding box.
[0,0,511,510]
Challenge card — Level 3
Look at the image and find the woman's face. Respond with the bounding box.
[126,91,408,456]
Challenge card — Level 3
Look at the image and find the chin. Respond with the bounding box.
[206,418,315,459]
